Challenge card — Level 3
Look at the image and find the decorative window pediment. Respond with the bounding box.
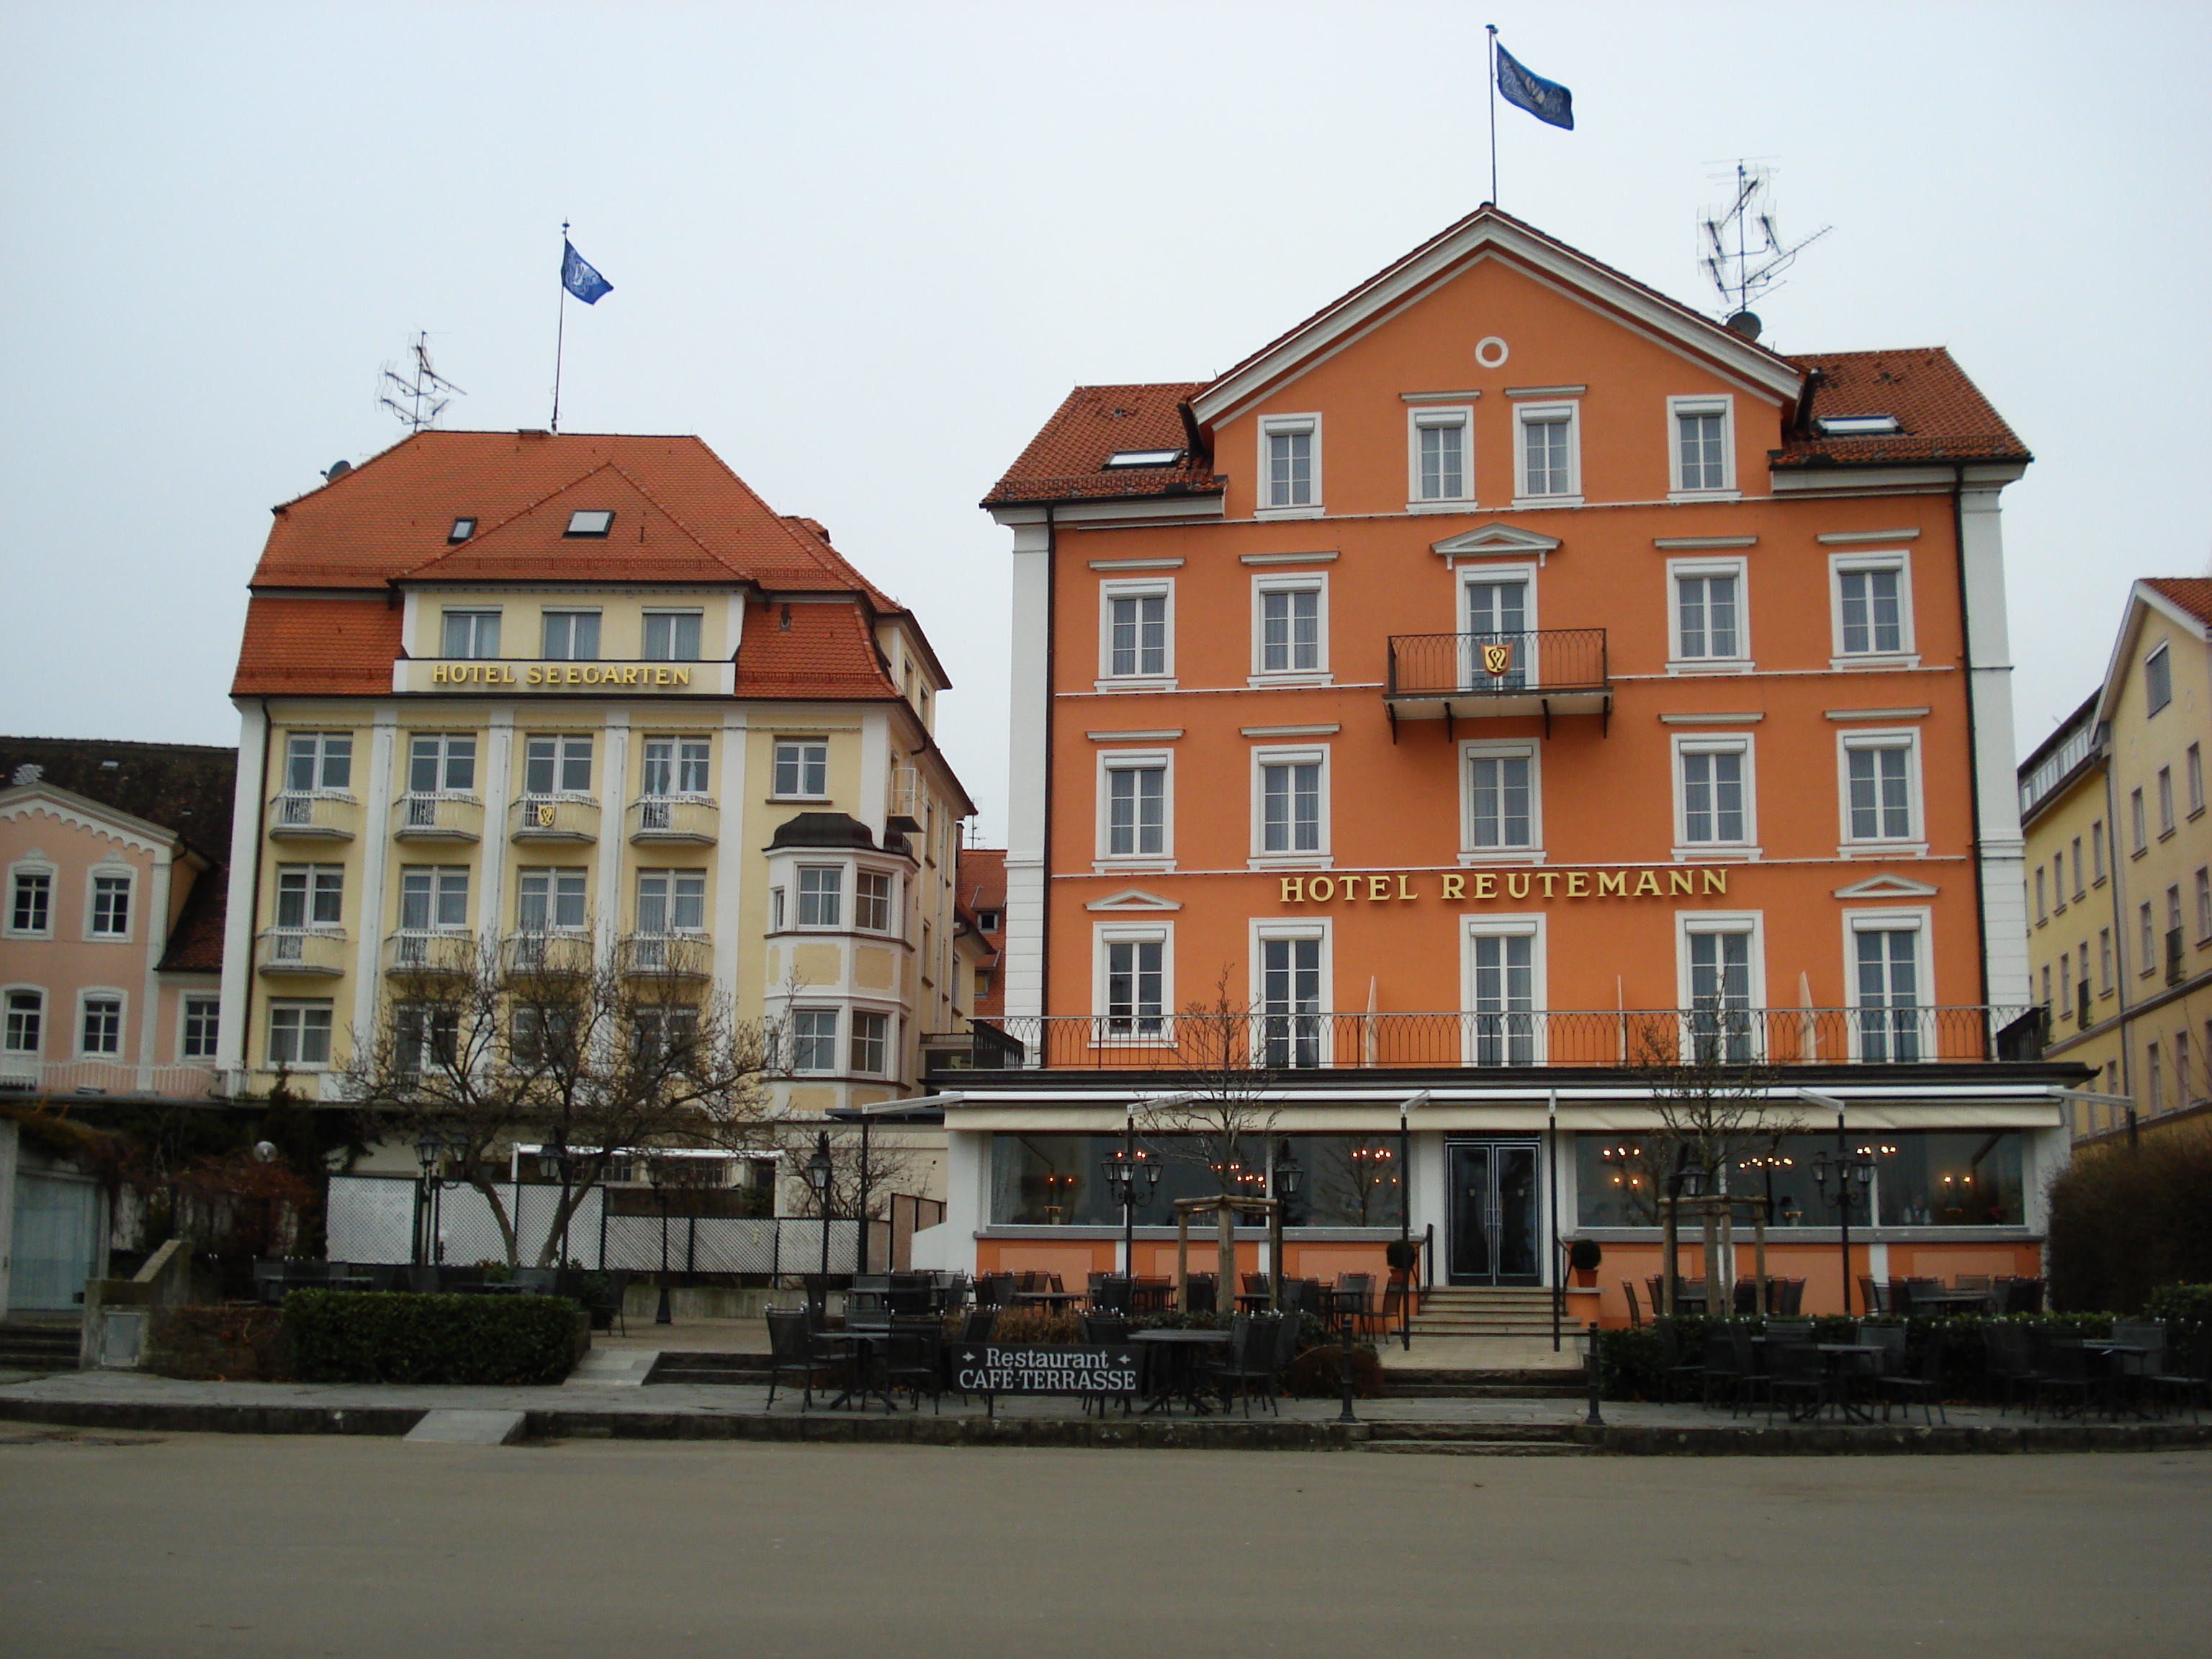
[1085,887,1182,913]
[1832,873,1939,900]
[1432,522,1563,567]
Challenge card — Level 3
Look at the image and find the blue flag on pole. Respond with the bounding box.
[562,240,613,305]
[1496,43,1574,130]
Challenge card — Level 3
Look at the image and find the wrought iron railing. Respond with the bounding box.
[256,927,348,976]
[267,791,359,839]
[1386,629,1609,699]
[961,1005,2033,1071]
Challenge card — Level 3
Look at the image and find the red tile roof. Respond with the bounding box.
[983,384,1215,507]
[958,845,1006,913]
[732,601,899,701]
[158,866,227,974]
[232,596,403,696]
[2143,578,2212,627]
[1775,349,2031,467]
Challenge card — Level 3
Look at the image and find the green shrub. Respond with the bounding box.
[2046,1133,2212,1312]
[282,1290,582,1385]
[2144,1283,2212,1327]
[148,1305,289,1381]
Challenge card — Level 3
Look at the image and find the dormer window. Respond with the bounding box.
[565,510,615,537]
[1105,449,1183,469]
[449,517,477,542]
[1815,414,1900,436]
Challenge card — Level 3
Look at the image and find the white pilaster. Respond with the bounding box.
[352,709,399,1052]
[1004,521,1052,1023]
[858,708,890,845]
[1959,469,2030,1007]
[942,1122,986,1274]
[215,700,266,1082]
[595,711,629,954]
[480,709,516,948]
[713,714,748,1004]
[137,847,172,1076]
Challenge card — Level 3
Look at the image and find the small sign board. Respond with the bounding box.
[951,1344,1140,1398]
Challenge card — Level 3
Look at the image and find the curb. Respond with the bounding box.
[1581,1421,2212,1457]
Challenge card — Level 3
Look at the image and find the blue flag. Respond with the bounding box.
[562,240,613,305]
[1496,43,1574,130]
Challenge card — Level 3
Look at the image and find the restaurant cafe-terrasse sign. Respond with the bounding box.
[1276,866,1732,906]
[953,1345,1141,1398]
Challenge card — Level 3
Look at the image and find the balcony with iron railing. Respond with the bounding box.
[957,1005,2033,1072]
[627,796,719,845]
[1385,629,1610,729]
[500,929,593,980]
[617,932,711,982]
[510,793,600,844]
[0,1059,222,1100]
[256,927,349,977]
[267,791,359,841]
[383,929,477,977]
[392,792,484,842]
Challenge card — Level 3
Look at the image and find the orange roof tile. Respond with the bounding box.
[2143,578,2212,627]
[158,866,227,974]
[732,601,900,701]
[231,596,402,696]
[1776,349,2030,467]
[983,384,1215,507]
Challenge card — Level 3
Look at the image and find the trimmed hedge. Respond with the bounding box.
[282,1290,583,1385]
[2145,1283,2212,1327]
[2047,1134,2212,1312]
[1595,1313,2123,1405]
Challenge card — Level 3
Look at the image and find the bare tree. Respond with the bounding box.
[1629,1001,1801,1316]
[1136,968,1286,1299]
[343,930,771,1266]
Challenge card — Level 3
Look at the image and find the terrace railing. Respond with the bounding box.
[961,1006,2033,1071]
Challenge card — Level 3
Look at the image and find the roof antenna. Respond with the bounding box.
[1697,162,1830,343]
[377,332,466,432]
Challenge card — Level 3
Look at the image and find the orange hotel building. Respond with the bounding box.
[926,207,2087,1323]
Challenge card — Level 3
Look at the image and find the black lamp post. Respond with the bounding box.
[806,1132,833,1316]
[1271,1140,1303,1308]
[1102,1115,1160,1281]
[647,1153,674,1326]
[1812,1136,1876,1315]
[413,1132,458,1267]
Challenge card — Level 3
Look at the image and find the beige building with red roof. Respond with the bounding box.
[2020,579,2212,1145]
[217,431,976,1138]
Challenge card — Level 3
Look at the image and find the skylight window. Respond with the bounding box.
[1815,414,1901,436]
[1103,449,1184,469]
[448,517,477,542]
[565,509,615,537]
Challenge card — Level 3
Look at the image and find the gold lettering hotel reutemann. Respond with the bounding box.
[1278,868,1727,904]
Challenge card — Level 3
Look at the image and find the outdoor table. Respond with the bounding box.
[2080,1341,2154,1419]
[1014,1290,1084,1308]
[1817,1344,1884,1424]
[1910,1290,1991,1314]
[813,1330,901,1413]
[1130,1329,1231,1416]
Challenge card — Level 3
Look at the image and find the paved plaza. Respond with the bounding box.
[2,1428,2206,1658]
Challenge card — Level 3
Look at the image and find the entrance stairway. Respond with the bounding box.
[0,1320,81,1374]
[1407,1285,1559,1339]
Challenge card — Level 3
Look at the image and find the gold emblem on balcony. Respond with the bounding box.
[530,801,557,829]
[1481,642,1514,677]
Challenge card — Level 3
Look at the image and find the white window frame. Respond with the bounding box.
[1512,400,1581,505]
[179,992,220,1062]
[2145,642,2172,716]
[441,608,502,660]
[1093,922,1172,1039]
[1828,552,1918,667]
[1097,579,1175,689]
[521,732,595,798]
[1457,739,1544,864]
[1256,413,1322,518]
[641,735,712,799]
[266,998,336,1069]
[282,731,354,795]
[86,864,135,941]
[3,985,45,1057]
[1249,574,1330,684]
[516,866,589,932]
[1841,907,1934,1063]
[855,867,897,934]
[1249,745,1331,868]
[770,737,829,801]
[1406,404,1475,511]
[634,868,709,938]
[540,608,603,661]
[849,1009,894,1077]
[407,732,478,796]
[787,1007,840,1074]
[2159,766,2176,837]
[2190,745,2205,817]
[5,858,55,939]
[794,864,845,930]
[1460,914,1547,1066]
[1666,556,1751,673]
[1671,734,1759,860]
[1457,562,1541,690]
[642,608,704,662]
[1094,749,1174,871]
[1250,917,1333,1068]
[1666,395,1737,498]
[1836,728,1926,855]
[73,988,125,1059]
[1675,910,1767,1058]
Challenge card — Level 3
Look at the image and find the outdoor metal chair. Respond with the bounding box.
[2146,1323,2210,1424]
[2109,1321,2168,1418]
[1877,1325,1948,1426]
[1858,1275,1887,1315]
[1620,1280,1642,1327]
[765,1307,826,1412]
[1079,1313,1136,1416]
[1982,1321,2041,1416]
[1886,1279,1918,1316]
[1208,1313,1288,1417]
[1184,1272,1218,1315]
[2029,1333,2096,1419]
[1731,1324,1770,1415]
[1776,1278,1806,1316]
[1336,1273,1377,1334]
[1701,1325,1744,1411]
[976,1272,1015,1309]
[1766,1341,1826,1424]
[1763,1319,1814,1346]
[2004,1278,2045,1315]
[1093,1274,1133,1313]
[1650,1318,1705,1403]
[1954,1274,1992,1291]
[884,1316,944,1413]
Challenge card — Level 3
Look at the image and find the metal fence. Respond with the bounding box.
[961,1006,2037,1072]
[324,1174,883,1274]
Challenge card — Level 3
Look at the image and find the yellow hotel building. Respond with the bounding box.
[216,431,975,1133]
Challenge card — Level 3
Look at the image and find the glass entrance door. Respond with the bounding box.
[1447,1141,1542,1285]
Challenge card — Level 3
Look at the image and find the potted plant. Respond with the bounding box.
[1568,1237,1602,1287]
[1385,1238,1420,1273]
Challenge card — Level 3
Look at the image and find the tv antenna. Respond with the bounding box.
[1699,162,1830,341]
[377,332,465,431]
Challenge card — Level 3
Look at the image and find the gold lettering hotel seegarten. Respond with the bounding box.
[428,663,693,688]
[1277,867,1727,904]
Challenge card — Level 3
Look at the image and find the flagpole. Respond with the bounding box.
[1486,24,1499,205]
[551,220,570,433]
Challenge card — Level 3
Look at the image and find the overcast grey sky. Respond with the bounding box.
[4,1,2208,841]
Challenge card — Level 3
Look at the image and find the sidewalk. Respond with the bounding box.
[4,1362,2207,1455]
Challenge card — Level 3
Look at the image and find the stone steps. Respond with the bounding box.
[0,1323,80,1374]
[1361,1421,1591,1457]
